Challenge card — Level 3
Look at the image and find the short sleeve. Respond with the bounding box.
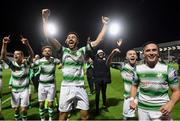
[131,70,139,86]
[167,66,179,88]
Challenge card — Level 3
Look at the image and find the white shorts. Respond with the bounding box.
[138,108,172,121]
[38,83,55,102]
[59,86,89,112]
[11,88,29,108]
[123,97,137,118]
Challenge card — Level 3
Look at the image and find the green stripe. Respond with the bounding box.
[122,68,133,73]
[138,73,167,79]
[138,101,162,110]
[140,88,168,96]
[124,91,130,97]
[38,61,51,65]
[168,78,178,84]
[64,61,82,67]
[39,80,54,84]
[12,84,29,89]
[63,76,84,81]
[41,69,55,75]
[12,74,29,80]
[63,48,70,53]
[123,79,132,85]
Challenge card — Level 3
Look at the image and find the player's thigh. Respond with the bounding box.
[20,89,29,107]
[138,108,150,121]
[59,86,74,112]
[38,84,47,101]
[11,92,20,108]
[47,84,55,101]
[76,87,89,110]
[149,110,172,121]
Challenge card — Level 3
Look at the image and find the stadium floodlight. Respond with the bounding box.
[168,47,172,50]
[163,47,167,51]
[177,46,180,50]
[172,46,176,50]
[159,48,163,52]
[47,22,58,36]
[109,22,122,36]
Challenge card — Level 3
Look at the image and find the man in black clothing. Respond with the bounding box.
[92,49,120,113]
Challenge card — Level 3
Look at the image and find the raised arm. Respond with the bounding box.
[106,48,120,66]
[20,36,34,59]
[1,36,10,63]
[42,9,61,49]
[107,39,122,64]
[90,16,110,48]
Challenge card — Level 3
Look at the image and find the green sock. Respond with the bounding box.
[14,111,20,120]
[22,111,27,121]
[39,107,45,119]
[48,107,54,118]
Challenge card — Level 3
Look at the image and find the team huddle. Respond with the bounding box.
[0,9,179,121]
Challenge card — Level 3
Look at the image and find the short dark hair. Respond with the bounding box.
[42,45,52,51]
[67,32,79,41]
[126,49,137,56]
[14,50,24,56]
[142,41,159,52]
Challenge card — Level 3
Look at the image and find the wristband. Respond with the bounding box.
[129,97,135,101]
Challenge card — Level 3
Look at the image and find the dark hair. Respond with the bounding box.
[14,50,24,56]
[126,49,137,56]
[42,45,52,51]
[142,41,159,52]
[67,32,79,41]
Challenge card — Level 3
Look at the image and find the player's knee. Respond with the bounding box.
[39,102,44,109]
[14,107,19,112]
[80,110,89,120]
[48,101,53,108]
[59,112,68,120]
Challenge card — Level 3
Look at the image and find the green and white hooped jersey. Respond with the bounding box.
[61,44,92,86]
[121,63,135,98]
[7,59,31,92]
[132,62,179,111]
[34,57,60,84]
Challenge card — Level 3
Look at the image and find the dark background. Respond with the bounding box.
[0,0,180,56]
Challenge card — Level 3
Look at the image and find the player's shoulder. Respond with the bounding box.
[136,63,145,69]
[122,64,133,72]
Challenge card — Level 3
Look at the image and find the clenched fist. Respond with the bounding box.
[42,9,50,19]
[3,35,10,44]
[102,16,110,25]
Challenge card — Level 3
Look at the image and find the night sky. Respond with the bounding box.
[1,0,180,56]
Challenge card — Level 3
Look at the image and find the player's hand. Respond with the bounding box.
[117,39,123,47]
[20,35,29,45]
[130,100,137,110]
[42,9,50,19]
[160,101,174,116]
[102,16,110,25]
[3,35,10,44]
